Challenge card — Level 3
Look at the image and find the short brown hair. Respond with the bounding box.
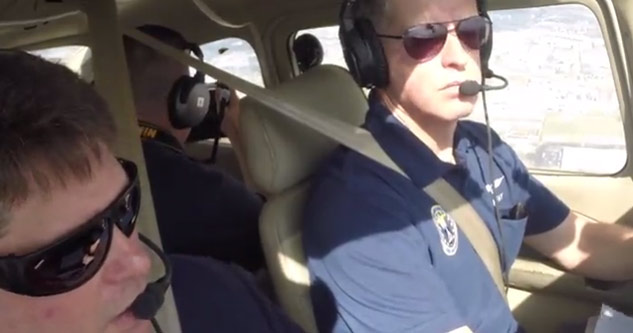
[0,50,116,232]
[123,25,191,102]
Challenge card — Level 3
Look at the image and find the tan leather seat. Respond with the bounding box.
[240,65,368,332]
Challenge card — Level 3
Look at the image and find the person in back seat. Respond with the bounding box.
[303,0,633,332]
[0,49,302,333]
[293,34,324,73]
[122,25,264,272]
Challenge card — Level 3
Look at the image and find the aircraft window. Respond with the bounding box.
[297,4,626,175]
[295,28,347,70]
[199,38,264,87]
[29,46,92,81]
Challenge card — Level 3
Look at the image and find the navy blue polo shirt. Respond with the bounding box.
[140,123,264,271]
[303,91,570,333]
[170,254,304,332]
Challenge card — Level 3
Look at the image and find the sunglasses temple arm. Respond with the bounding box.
[376,34,402,40]
[0,258,22,293]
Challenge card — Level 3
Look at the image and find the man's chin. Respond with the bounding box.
[434,108,474,123]
[445,101,476,121]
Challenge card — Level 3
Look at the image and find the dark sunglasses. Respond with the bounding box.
[377,15,492,62]
[0,159,141,297]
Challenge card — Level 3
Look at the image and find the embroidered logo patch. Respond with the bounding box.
[485,175,505,205]
[431,205,459,256]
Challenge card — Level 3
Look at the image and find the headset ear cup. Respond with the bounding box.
[480,12,493,77]
[185,82,211,126]
[168,76,210,129]
[338,0,389,88]
[355,19,389,88]
[481,37,492,77]
[341,18,389,88]
[340,26,365,86]
[168,76,190,129]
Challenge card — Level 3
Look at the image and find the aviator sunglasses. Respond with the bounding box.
[0,159,141,297]
[377,15,492,62]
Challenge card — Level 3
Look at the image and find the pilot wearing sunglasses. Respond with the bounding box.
[0,52,304,332]
[303,0,633,332]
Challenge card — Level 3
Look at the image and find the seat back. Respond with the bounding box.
[240,65,368,332]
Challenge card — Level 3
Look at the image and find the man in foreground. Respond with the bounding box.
[0,50,301,332]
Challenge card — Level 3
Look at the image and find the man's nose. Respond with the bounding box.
[101,230,152,285]
[441,28,469,70]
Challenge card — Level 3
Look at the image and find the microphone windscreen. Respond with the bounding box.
[130,283,166,320]
[459,81,481,96]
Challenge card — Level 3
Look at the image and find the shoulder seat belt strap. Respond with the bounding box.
[424,178,506,298]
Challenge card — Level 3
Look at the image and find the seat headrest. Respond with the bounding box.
[240,65,368,195]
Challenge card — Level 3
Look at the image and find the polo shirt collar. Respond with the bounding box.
[364,90,472,188]
[139,121,184,152]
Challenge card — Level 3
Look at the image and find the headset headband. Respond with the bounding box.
[342,0,488,23]
[188,43,205,82]
[340,0,356,31]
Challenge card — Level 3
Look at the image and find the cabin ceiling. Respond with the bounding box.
[0,0,342,48]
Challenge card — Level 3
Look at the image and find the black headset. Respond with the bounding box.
[167,43,212,129]
[339,0,493,88]
[130,234,172,333]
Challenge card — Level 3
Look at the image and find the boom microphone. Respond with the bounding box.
[131,282,166,320]
[459,81,483,96]
[459,72,509,96]
[130,234,172,330]
[460,69,511,283]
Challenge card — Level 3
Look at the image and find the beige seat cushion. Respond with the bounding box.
[260,183,317,332]
[239,65,368,332]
